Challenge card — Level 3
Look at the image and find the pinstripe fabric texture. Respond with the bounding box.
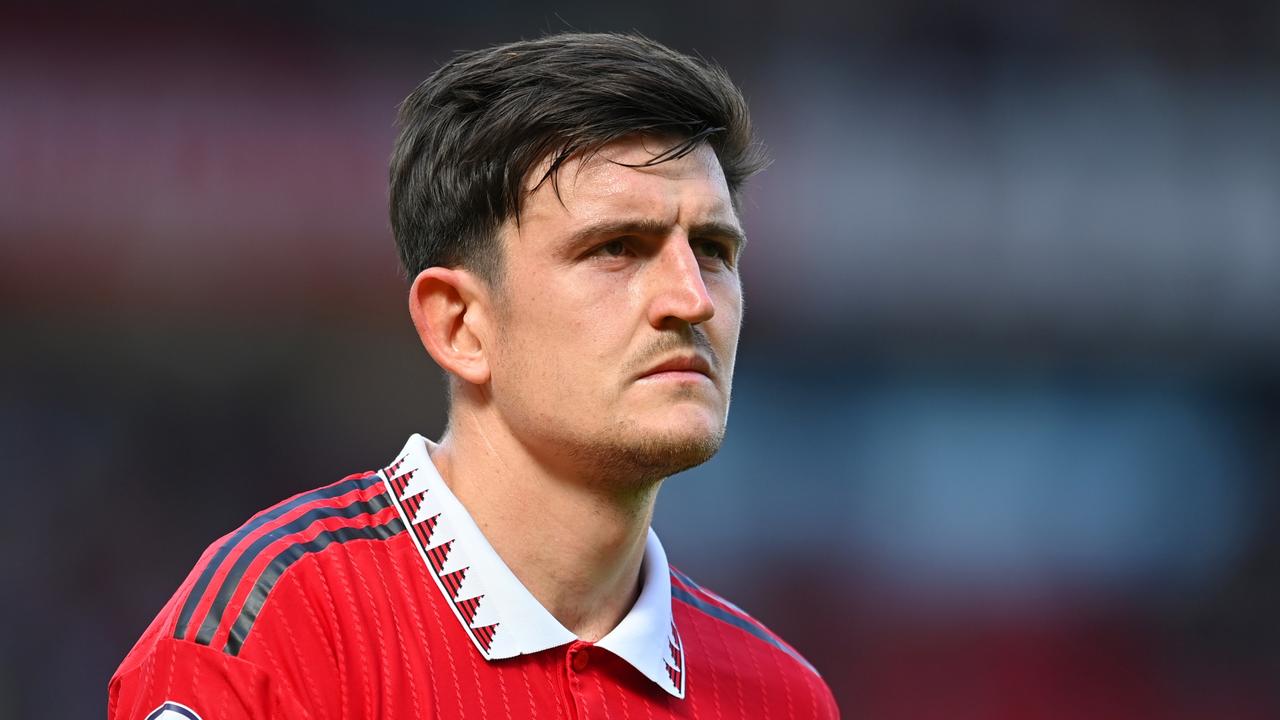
[109,446,839,719]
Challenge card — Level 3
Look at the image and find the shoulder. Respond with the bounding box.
[111,469,422,718]
[669,564,840,716]
[669,564,816,674]
[135,470,407,662]
[109,636,279,720]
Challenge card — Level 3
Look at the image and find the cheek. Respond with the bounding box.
[494,295,615,399]
[548,274,640,366]
[712,281,744,345]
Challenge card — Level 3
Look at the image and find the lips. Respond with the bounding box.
[638,354,713,380]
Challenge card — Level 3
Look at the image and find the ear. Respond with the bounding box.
[408,267,493,386]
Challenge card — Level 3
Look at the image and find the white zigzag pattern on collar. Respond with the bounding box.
[382,455,502,656]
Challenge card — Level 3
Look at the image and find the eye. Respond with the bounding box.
[694,240,732,263]
[598,239,628,257]
[585,238,638,262]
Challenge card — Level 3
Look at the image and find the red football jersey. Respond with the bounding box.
[110,435,839,719]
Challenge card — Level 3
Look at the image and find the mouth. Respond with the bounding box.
[637,354,714,383]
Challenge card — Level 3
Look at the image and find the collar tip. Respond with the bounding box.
[654,671,685,699]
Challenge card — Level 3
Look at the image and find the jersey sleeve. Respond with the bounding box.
[108,637,305,720]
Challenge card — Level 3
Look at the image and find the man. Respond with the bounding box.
[110,32,839,719]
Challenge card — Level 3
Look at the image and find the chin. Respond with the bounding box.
[571,411,727,483]
[548,389,732,480]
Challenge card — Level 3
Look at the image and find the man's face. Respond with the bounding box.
[485,137,745,482]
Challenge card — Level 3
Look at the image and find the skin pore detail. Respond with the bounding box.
[417,136,744,641]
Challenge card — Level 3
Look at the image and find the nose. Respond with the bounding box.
[647,237,716,328]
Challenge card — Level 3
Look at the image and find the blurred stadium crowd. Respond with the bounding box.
[2,2,1278,717]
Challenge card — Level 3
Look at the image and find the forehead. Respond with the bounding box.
[515,137,739,240]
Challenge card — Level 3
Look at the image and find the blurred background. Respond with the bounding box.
[3,1,1278,718]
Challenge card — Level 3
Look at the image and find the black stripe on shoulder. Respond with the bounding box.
[174,472,383,640]
[671,567,710,595]
[670,572,820,676]
[224,516,406,656]
[192,486,393,646]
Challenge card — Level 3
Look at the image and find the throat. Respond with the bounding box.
[495,490,653,641]
[430,431,660,641]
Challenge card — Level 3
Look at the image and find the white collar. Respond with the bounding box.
[379,434,686,699]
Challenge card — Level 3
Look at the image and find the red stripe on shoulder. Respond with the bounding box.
[669,565,803,657]
[669,565,754,622]
[244,472,381,524]
[167,471,385,642]
[187,480,392,648]
[206,503,402,652]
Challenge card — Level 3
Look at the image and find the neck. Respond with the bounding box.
[429,407,661,642]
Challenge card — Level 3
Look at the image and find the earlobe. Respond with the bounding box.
[408,268,492,386]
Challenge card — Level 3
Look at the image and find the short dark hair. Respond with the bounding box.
[389,32,767,283]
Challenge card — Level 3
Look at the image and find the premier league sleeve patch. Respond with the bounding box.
[145,701,203,720]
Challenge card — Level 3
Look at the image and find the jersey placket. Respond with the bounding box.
[561,640,598,720]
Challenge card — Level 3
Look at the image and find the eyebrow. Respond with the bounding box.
[564,217,748,252]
